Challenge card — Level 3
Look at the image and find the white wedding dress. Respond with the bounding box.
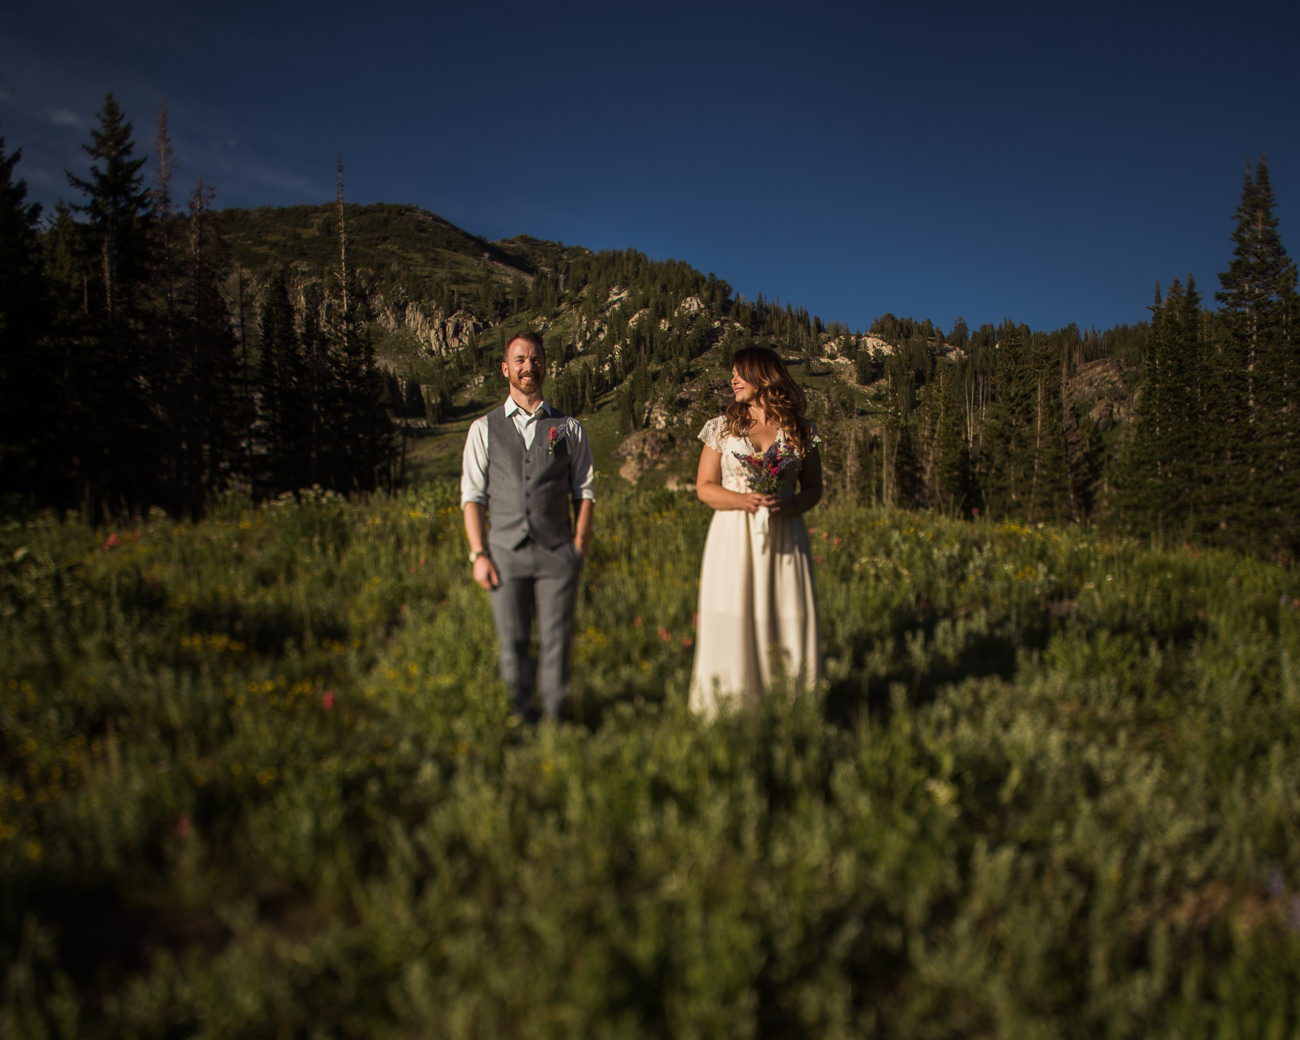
[689,416,823,717]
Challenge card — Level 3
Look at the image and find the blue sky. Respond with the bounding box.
[3,0,1298,335]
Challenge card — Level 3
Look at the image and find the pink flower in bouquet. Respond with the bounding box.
[733,440,801,551]
[732,440,800,496]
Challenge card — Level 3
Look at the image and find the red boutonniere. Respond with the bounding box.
[548,425,564,455]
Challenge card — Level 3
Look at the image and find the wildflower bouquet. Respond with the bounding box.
[732,440,801,549]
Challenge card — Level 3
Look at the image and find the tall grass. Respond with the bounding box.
[3,487,1299,1037]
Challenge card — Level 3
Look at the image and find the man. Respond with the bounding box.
[461,331,595,722]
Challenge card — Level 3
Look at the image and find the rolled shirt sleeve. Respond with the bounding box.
[566,416,596,501]
[460,415,490,507]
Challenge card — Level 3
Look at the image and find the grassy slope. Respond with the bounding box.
[3,491,1300,1036]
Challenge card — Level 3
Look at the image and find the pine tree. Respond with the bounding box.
[169,181,243,514]
[1122,285,1169,533]
[64,94,160,516]
[67,94,152,324]
[892,421,922,509]
[0,141,44,338]
[152,104,179,363]
[1025,331,1071,524]
[1128,278,1210,538]
[0,140,52,499]
[929,364,979,515]
[979,322,1036,516]
[402,373,427,419]
[1216,160,1291,419]
[1214,157,1299,553]
[257,268,313,494]
[299,282,329,488]
[320,163,394,492]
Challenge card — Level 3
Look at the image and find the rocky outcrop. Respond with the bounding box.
[372,297,484,356]
[824,333,895,358]
[426,310,482,355]
[1069,358,1131,426]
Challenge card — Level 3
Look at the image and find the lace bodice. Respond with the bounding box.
[699,416,819,495]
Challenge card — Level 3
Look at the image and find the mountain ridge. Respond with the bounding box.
[213,200,1138,498]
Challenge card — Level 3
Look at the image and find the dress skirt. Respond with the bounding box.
[688,505,822,717]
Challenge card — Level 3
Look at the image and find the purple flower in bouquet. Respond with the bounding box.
[732,440,800,549]
[732,440,800,495]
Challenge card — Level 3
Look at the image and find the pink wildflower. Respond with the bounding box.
[657,625,671,642]
[323,691,336,710]
[102,532,120,551]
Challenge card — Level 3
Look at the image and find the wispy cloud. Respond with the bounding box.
[49,109,86,130]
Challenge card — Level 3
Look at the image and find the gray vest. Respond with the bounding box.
[486,404,575,552]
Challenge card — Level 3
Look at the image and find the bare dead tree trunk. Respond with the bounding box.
[336,155,348,319]
[154,104,176,338]
[1029,377,1044,524]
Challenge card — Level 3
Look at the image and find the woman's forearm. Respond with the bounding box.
[697,480,752,511]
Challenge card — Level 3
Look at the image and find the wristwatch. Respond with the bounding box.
[469,550,488,564]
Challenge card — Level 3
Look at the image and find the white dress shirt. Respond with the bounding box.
[460,398,596,507]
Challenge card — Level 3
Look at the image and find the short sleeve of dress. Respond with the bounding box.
[699,416,729,453]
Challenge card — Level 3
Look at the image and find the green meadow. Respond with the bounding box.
[3,486,1299,1037]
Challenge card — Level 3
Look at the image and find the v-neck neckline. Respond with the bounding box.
[744,427,782,454]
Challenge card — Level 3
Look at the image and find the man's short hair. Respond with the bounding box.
[505,331,545,360]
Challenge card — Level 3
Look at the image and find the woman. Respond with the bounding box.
[689,346,823,716]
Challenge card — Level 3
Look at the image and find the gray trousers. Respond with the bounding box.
[488,539,584,721]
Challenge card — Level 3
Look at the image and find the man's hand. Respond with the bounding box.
[473,554,500,590]
[767,494,799,518]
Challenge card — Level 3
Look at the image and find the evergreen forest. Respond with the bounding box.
[3,94,1299,560]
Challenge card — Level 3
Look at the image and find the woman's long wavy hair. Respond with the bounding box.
[724,346,813,455]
